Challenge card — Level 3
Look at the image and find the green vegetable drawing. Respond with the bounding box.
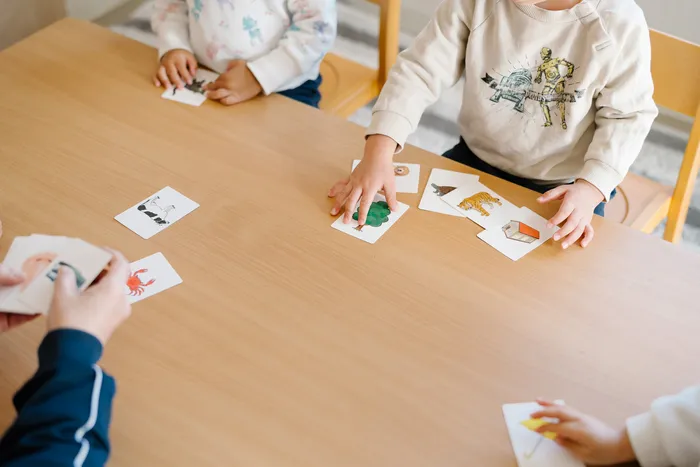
[352,201,391,231]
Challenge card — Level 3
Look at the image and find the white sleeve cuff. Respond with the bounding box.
[626,412,673,467]
[157,30,194,59]
[247,49,300,95]
[366,110,414,153]
[579,159,624,202]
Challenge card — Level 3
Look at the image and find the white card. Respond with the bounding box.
[440,180,519,230]
[0,236,69,314]
[503,402,584,467]
[419,168,479,216]
[331,193,409,244]
[351,160,421,193]
[19,239,112,314]
[115,186,200,240]
[125,252,182,304]
[160,69,219,107]
[477,207,559,261]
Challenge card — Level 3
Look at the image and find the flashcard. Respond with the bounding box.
[0,235,68,314]
[440,179,519,230]
[331,193,409,244]
[502,402,584,467]
[18,239,111,313]
[477,207,559,261]
[114,186,199,239]
[351,160,421,193]
[160,68,219,106]
[418,168,479,216]
[125,252,182,304]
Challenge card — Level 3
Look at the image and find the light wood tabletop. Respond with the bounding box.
[0,19,699,467]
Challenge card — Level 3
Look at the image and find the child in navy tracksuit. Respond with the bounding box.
[0,330,114,466]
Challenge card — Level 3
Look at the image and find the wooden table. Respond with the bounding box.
[1,19,699,467]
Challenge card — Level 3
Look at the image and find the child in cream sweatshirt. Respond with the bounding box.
[532,388,700,467]
[152,0,336,108]
[328,0,658,249]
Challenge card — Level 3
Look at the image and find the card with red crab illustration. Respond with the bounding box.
[126,252,182,304]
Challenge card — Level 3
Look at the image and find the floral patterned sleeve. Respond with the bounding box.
[247,0,337,95]
[152,0,193,59]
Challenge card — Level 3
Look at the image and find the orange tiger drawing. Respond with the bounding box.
[458,192,502,216]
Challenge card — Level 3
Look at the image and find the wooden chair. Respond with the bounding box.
[606,30,700,243]
[318,0,401,117]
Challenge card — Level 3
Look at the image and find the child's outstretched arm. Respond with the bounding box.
[152,0,197,89]
[539,16,657,249]
[246,0,337,96]
[532,388,700,467]
[330,0,470,224]
[580,21,657,204]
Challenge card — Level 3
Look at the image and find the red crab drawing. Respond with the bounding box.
[126,269,156,296]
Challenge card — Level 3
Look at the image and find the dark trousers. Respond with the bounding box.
[443,138,615,217]
[278,75,323,108]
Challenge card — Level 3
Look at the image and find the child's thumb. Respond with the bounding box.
[55,267,79,298]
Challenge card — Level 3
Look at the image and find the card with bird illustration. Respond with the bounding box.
[115,186,200,239]
[419,168,480,216]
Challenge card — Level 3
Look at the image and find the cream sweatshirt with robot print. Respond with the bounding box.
[368,0,658,200]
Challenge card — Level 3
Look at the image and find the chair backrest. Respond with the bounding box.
[649,29,700,117]
[365,0,402,86]
[649,30,700,242]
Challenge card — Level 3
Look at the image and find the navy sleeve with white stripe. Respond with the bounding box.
[0,330,115,467]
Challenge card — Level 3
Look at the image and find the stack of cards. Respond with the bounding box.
[161,69,219,107]
[0,235,112,314]
[502,402,584,467]
[331,194,410,244]
[419,169,558,261]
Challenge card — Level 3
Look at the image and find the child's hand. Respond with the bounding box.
[328,135,398,225]
[154,49,198,90]
[531,400,636,466]
[206,60,262,106]
[537,180,604,249]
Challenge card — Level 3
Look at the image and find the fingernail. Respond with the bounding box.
[562,243,569,249]
[330,208,337,215]
[553,234,559,240]
[547,223,553,229]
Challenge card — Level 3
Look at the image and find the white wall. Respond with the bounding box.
[397,0,700,44]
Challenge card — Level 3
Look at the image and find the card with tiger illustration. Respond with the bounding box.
[440,179,519,230]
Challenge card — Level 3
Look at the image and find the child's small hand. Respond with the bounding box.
[206,60,262,106]
[531,399,636,466]
[154,49,198,90]
[328,135,399,225]
[537,180,604,249]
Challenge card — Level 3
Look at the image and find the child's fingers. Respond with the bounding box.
[357,194,373,225]
[562,221,586,249]
[538,185,568,203]
[328,179,349,198]
[176,60,193,85]
[342,188,362,224]
[331,184,351,216]
[166,63,184,89]
[580,224,594,248]
[221,94,242,106]
[207,88,232,101]
[384,183,398,212]
[531,405,581,422]
[187,55,198,76]
[547,202,574,229]
[536,422,583,441]
[157,67,171,89]
[553,214,581,242]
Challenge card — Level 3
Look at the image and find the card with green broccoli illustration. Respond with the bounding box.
[331,194,409,244]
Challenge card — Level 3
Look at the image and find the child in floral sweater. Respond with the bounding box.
[152,0,336,107]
